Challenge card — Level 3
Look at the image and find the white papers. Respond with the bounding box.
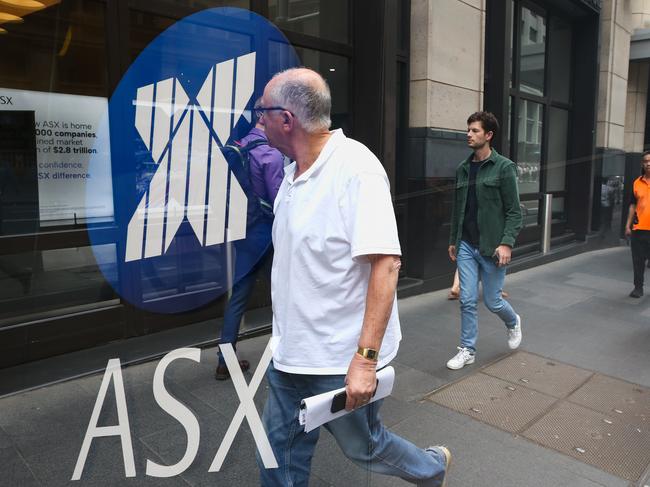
[299,367,395,433]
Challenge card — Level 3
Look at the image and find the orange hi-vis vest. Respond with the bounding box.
[631,176,650,231]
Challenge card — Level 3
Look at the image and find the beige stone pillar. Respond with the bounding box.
[624,62,649,152]
[597,0,633,150]
[410,0,486,131]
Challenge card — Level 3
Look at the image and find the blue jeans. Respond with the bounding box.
[217,248,271,365]
[457,240,517,351]
[257,363,447,487]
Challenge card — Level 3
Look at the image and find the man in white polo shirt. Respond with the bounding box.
[255,67,450,487]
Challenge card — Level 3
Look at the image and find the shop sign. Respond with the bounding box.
[72,343,276,480]
[0,88,114,222]
[86,7,298,313]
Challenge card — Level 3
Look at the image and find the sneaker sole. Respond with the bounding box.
[446,355,475,370]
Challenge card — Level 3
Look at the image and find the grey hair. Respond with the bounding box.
[267,68,331,133]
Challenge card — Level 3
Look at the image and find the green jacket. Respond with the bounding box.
[449,149,523,256]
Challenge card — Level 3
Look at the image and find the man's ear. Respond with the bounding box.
[486,130,494,142]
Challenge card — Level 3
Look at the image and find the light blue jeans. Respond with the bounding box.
[257,363,447,487]
[457,240,518,351]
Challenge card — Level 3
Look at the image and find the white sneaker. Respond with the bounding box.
[507,314,522,349]
[425,445,452,487]
[446,347,475,370]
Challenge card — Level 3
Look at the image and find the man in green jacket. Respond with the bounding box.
[447,111,523,370]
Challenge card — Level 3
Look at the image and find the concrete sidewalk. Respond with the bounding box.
[0,246,648,486]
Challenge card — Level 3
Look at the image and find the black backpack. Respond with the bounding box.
[222,139,274,220]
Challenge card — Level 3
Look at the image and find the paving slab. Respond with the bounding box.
[427,372,557,433]
[523,401,650,482]
[481,351,593,398]
[427,350,650,484]
[0,246,648,486]
[392,404,626,487]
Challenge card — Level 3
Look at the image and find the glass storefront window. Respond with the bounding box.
[507,96,513,155]
[294,46,350,132]
[0,1,108,96]
[516,99,542,194]
[0,110,38,236]
[128,0,251,61]
[552,196,565,222]
[0,1,113,230]
[546,107,568,192]
[520,199,539,227]
[0,245,117,326]
[268,0,349,44]
[548,16,572,103]
[518,5,545,96]
[509,0,514,89]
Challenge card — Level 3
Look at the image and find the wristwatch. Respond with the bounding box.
[357,346,379,361]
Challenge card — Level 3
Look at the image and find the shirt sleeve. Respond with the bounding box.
[630,186,637,206]
[344,171,402,260]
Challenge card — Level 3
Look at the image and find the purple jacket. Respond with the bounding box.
[239,128,284,205]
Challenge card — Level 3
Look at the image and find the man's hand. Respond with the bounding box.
[625,225,632,237]
[494,244,512,267]
[344,353,377,411]
[448,245,457,262]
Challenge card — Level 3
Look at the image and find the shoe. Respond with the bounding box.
[215,360,250,380]
[507,314,522,349]
[629,287,644,298]
[425,445,452,487]
[446,347,475,370]
[501,290,509,298]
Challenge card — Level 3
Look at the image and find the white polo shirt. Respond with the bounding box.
[270,129,402,375]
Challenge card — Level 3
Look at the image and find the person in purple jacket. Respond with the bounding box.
[215,100,285,380]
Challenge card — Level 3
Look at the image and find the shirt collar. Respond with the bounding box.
[284,129,345,183]
[462,148,498,171]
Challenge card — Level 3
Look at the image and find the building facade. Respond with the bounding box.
[0,0,645,375]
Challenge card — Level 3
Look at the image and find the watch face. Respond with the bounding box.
[358,347,378,360]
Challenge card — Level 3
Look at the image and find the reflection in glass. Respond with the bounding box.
[548,16,572,103]
[546,108,568,192]
[506,96,513,155]
[552,196,565,222]
[128,0,251,61]
[509,0,514,89]
[0,245,117,325]
[516,99,542,194]
[0,1,108,97]
[140,236,226,302]
[268,0,348,44]
[519,6,545,96]
[294,46,350,132]
[0,111,38,236]
[520,199,538,227]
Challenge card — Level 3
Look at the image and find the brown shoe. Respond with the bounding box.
[447,289,460,300]
[215,360,250,380]
[502,290,509,298]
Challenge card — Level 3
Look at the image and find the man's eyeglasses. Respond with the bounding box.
[254,106,293,118]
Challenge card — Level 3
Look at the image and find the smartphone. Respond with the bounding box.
[330,380,379,413]
[492,251,500,266]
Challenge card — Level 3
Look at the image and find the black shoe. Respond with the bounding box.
[629,288,644,298]
[215,360,250,380]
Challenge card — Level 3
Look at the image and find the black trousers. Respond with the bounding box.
[631,230,650,289]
